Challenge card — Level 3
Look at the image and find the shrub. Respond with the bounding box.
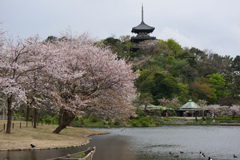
[129,115,135,120]
[135,116,140,120]
[89,114,98,122]
[137,111,147,117]
[37,117,42,122]
[105,117,110,121]
[91,117,98,123]
[114,120,120,125]
[151,115,162,123]
[139,116,151,123]
[163,118,170,121]
[155,122,160,126]
[79,118,85,125]
[205,117,212,121]
[156,108,164,116]
[82,115,88,119]
[45,118,51,124]
[132,122,138,127]
[141,121,149,127]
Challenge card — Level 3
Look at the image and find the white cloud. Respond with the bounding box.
[156,27,202,49]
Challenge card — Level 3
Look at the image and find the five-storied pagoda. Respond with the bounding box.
[130,5,156,52]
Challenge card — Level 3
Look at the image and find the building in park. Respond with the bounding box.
[177,99,203,117]
[139,100,210,117]
[130,5,156,52]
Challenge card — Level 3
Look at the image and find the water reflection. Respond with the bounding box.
[1,126,240,160]
[90,126,240,160]
[92,135,136,160]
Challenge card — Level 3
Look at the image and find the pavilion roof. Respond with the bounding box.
[179,100,201,111]
[139,104,172,111]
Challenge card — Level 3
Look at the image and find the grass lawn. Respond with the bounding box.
[0,120,108,150]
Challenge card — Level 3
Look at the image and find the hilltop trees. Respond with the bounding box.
[99,35,240,106]
[208,73,227,101]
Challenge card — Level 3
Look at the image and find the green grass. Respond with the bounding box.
[70,115,240,128]
[168,117,187,120]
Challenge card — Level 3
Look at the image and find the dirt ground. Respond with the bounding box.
[0,120,108,150]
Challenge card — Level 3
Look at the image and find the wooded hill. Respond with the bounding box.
[99,36,240,106]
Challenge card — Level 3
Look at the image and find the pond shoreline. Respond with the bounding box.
[0,120,109,151]
[0,132,109,152]
[76,122,240,128]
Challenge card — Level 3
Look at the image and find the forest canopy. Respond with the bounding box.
[98,36,240,105]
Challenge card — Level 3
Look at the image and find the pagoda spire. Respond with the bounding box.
[130,4,156,52]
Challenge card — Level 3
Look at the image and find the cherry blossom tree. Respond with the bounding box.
[206,105,221,117]
[158,97,180,116]
[196,99,208,116]
[219,105,231,122]
[1,27,138,134]
[39,31,139,134]
[139,40,160,55]
[0,34,52,133]
[229,105,240,120]
[206,104,240,121]
[158,97,180,109]
[0,24,5,48]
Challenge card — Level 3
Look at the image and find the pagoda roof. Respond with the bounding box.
[131,36,156,43]
[130,46,140,52]
[132,21,155,33]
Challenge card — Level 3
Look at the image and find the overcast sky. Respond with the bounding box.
[1,0,240,58]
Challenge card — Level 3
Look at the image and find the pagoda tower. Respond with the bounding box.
[130,5,156,52]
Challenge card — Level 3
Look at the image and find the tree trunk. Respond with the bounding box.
[26,105,31,122]
[195,111,198,122]
[232,113,235,120]
[53,115,75,134]
[33,108,38,128]
[6,96,13,134]
[63,111,72,126]
[59,109,63,125]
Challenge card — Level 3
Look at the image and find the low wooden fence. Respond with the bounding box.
[0,121,50,131]
[0,115,25,121]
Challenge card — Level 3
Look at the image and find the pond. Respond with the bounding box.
[1,126,240,160]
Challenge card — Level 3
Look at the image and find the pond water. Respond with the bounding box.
[1,126,240,160]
